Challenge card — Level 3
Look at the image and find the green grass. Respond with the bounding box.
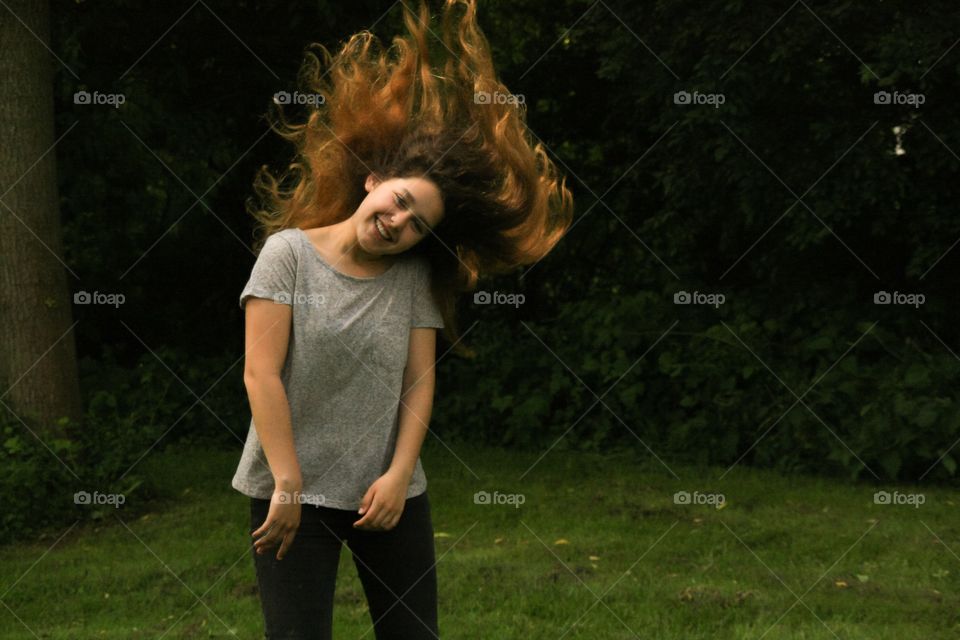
[1,439,959,638]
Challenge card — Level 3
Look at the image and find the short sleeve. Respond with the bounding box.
[239,232,298,308]
[410,258,444,329]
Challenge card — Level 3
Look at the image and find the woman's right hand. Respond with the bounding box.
[251,486,303,561]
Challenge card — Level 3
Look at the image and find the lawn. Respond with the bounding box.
[1,439,957,638]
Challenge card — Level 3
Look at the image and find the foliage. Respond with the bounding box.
[10,0,955,541]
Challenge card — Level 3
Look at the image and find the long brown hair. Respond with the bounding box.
[246,0,574,356]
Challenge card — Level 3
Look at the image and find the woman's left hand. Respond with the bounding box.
[353,469,410,531]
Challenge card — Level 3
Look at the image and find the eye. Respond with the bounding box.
[395,192,425,234]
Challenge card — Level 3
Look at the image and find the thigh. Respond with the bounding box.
[249,498,350,640]
[346,491,439,640]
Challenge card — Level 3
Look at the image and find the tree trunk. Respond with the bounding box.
[0,0,83,436]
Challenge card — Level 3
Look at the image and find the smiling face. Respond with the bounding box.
[353,174,445,256]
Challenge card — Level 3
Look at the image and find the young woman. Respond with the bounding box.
[233,1,573,637]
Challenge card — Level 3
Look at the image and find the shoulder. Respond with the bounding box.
[258,228,300,255]
[269,227,302,246]
[403,252,431,282]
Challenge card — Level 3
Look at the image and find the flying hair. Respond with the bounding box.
[246,0,574,355]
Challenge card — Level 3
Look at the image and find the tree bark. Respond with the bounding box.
[0,0,83,436]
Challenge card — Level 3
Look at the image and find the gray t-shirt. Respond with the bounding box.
[231,227,444,510]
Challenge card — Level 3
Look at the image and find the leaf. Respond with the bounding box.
[4,436,22,454]
[916,405,938,428]
[879,450,902,478]
[904,363,930,388]
[942,454,957,476]
[807,335,833,351]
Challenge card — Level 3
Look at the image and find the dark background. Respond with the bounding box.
[5,0,959,537]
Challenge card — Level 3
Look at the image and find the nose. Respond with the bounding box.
[384,210,413,228]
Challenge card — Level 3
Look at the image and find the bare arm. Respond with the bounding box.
[243,298,301,491]
[389,327,439,481]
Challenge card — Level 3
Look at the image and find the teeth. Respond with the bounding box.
[375,217,391,241]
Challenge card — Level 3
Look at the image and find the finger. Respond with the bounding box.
[370,510,389,530]
[277,530,296,560]
[363,502,385,528]
[374,509,390,530]
[257,537,280,555]
[260,527,284,545]
[255,528,280,550]
[354,505,376,528]
[252,523,275,544]
[358,488,375,515]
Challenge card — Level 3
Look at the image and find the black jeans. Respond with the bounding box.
[249,491,439,640]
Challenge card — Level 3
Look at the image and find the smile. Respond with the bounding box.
[375,216,393,242]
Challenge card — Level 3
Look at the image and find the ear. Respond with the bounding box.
[364,173,381,193]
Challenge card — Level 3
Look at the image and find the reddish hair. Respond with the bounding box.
[246,0,574,356]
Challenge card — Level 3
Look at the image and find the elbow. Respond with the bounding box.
[243,368,282,390]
